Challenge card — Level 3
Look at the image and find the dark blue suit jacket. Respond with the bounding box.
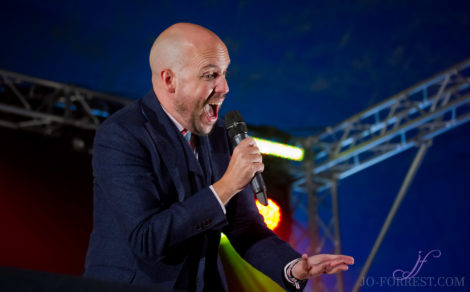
[84,91,301,291]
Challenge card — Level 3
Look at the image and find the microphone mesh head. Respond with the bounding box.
[224,110,243,124]
[224,110,248,138]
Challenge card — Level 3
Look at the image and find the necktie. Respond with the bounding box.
[181,129,196,151]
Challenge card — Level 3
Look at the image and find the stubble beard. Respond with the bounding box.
[174,98,213,136]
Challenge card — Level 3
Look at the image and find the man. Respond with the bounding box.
[84,23,354,291]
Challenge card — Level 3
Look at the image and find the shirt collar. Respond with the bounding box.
[161,106,185,132]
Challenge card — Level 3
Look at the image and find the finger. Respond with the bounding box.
[318,257,354,274]
[237,140,261,155]
[301,254,311,271]
[314,254,354,265]
[335,255,354,265]
[246,137,256,146]
[249,146,261,154]
[328,258,352,268]
[309,254,336,264]
[251,162,264,173]
[328,264,349,274]
[241,141,260,153]
[330,255,354,265]
[321,263,345,275]
[344,256,354,265]
[248,153,263,162]
[236,138,254,148]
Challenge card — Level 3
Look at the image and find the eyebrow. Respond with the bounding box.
[199,62,230,72]
[200,64,220,71]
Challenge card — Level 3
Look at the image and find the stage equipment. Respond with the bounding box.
[253,137,304,161]
[0,70,129,152]
[290,58,470,292]
[255,198,282,231]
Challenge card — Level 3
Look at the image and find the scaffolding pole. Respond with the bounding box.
[351,140,432,292]
[330,179,345,292]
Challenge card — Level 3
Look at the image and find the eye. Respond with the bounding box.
[202,72,219,80]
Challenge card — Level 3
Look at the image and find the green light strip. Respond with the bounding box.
[253,137,304,161]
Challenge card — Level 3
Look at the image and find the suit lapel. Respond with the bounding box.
[140,91,206,201]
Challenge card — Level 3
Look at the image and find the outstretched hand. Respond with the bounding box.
[291,254,354,280]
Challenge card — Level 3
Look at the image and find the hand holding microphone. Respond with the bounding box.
[212,110,268,205]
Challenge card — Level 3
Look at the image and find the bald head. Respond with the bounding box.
[150,23,227,81]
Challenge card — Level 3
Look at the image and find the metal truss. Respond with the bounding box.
[290,57,470,292]
[294,57,470,192]
[290,170,345,292]
[0,69,130,151]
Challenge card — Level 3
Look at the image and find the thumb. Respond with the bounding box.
[301,254,311,271]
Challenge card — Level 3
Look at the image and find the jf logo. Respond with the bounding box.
[392,249,442,280]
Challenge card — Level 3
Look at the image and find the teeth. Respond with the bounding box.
[209,102,222,106]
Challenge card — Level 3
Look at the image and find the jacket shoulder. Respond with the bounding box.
[99,99,143,129]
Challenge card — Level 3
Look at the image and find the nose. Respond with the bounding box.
[215,75,229,95]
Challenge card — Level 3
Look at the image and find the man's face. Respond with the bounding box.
[172,42,230,135]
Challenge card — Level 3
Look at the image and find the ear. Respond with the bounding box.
[161,69,176,94]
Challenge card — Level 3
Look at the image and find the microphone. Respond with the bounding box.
[225,110,268,206]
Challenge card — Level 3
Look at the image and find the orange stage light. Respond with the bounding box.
[255,198,282,231]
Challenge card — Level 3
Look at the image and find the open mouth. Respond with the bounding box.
[204,101,222,122]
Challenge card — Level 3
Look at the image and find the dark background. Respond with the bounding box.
[1,0,469,291]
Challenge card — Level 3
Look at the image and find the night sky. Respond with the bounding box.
[1,1,469,291]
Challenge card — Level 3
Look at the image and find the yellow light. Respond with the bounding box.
[253,137,304,161]
[255,198,282,231]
